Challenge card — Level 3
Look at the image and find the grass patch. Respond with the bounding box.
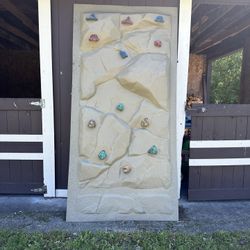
[0,230,250,249]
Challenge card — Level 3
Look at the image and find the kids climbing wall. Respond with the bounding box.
[67,4,178,221]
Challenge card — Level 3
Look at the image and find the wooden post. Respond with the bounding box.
[176,0,192,196]
[240,37,250,104]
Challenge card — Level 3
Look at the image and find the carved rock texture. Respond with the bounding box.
[80,46,132,100]
[129,100,169,138]
[81,14,121,52]
[117,54,169,110]
[83,79,143,123]
[78,160,110,181]
[80,111,131,165]
[67,8,177,222]
[123,29,170,55]
[120,13,170,33]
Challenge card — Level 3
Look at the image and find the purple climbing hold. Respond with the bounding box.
[121,16,133,25]
[89,34,99,42]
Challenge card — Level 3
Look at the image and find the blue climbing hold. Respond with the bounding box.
[148,145,158,155]
[98,150,107,160]
[86,13,98,21]
[155,15,164,23]
[119,50,128,59]
[116,103,125,111]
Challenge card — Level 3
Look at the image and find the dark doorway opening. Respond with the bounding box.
[0,0,41,98]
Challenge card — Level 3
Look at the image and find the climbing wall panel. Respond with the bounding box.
[67,4,178,221]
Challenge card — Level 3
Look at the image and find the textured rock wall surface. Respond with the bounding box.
[67,6,178,221]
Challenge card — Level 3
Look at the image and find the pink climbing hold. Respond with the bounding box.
[154,40,162,47]
[89,34,99,42]
[121,16,133,25]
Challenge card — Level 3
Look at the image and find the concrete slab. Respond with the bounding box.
[0,196,250,233]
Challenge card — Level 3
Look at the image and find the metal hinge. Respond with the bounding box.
[29,99,45,109]
[31,185,47,194]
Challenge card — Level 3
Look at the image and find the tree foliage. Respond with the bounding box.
[210,49,243,104]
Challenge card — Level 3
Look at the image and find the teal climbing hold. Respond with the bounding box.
[148,145,158,155]
[116,103,125,111]
[98,150,107,160]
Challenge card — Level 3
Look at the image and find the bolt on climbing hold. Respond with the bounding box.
[89,34,99,42]
[155,15,164,23]
[154,40,162,47]
[119,50,128,59]
[148,145,158,155]
[87,120,96,128]
[116,103,125,111]
[122,165,132,174]
[86,13,98,21]
[141,118,149,128]
[121,16,133,25]
[98,150,107,160]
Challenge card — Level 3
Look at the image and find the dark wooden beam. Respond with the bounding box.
[191,5,218,35]
[0,28,33,50]
[240,37,250,104]
[204,28,250,59]
[0,17,38,47]
[0,0,38,34]
[193,0,250,5]
[191,5,234,46]
[192,6,250,53]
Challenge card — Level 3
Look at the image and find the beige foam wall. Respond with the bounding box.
[67,4,178,221]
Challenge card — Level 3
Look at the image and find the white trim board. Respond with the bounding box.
[0,153,43,160]
[38,0,55,197]
[190,140,250,148]
[0,135,43,142]
[176,0,192,195]
[189,158,250,166]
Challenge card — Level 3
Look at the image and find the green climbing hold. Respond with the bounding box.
[148,145,158,155]
[98,150,107,160]
[116,103,125,111]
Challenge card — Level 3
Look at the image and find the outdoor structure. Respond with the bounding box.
[0,0,249,209]
[188,1,250,200]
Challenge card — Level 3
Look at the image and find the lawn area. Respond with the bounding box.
[1,230,250,250]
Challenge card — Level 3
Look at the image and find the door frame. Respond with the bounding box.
[38,0,55,197]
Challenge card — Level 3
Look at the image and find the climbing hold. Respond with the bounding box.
[119,50,128,59]
[154,40,162,47]
[86,13,98,21]
[98,150,107,160]
[116,103,125,111]
[122,165,132,174]
[121,16,133,25]
[141,118,149,128]
[155,15,164,23]
[89,34,99,42]
[148,145,158,155]
[87,120,96,128]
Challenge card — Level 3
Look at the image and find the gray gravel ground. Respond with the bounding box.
[0,196,250,234]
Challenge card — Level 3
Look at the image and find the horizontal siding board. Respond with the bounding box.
[190,148,250,159]
[188,188,250,201]
[0,99,41,111]
[189,104,250,117]
[0,142,43,153]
